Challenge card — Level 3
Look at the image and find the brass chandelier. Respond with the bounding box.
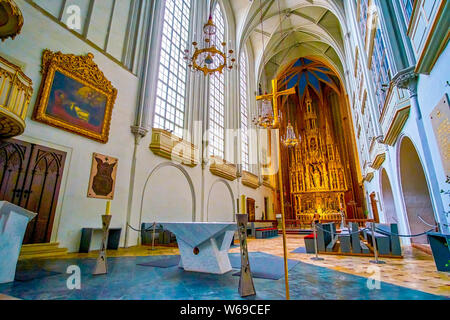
[184,14,235,76]
[283,122,300,147]
[253,97,276,129]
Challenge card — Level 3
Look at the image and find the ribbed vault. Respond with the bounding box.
[229,0,347,89]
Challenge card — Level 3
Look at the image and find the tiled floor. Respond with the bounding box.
[2,235,449,300]
[229,235,450,298]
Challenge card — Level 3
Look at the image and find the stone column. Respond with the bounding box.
[124,0,165,246]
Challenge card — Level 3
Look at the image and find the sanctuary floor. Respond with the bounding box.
[1,235,448,300]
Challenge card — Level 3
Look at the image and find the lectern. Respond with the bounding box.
[0,201,36,284]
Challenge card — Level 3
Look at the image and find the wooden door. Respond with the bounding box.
[0,138,66,243]
[264,197,269,220]
[370,192,380,223]
[247,197,256,222]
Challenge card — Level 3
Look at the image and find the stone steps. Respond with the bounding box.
[19,242,68,260]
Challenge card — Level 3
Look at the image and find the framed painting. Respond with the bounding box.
[87,153,118,200]
[33,50,117,143]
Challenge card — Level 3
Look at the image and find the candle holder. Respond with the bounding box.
[93,214,112,275]
[236,214,256,297]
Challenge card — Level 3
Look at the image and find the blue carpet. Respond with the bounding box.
[291,247,308,254]
[229,252,299,280]
[229,252,300,280]
[0,254,446,300]
[137,256,181,268]
[231,270,285,280]
[14,269,61,282]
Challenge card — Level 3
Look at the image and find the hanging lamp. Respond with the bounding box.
[184,5,235,76]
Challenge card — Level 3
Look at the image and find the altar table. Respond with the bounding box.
[159,222,237,274]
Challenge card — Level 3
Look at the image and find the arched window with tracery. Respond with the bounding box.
[240,51,250,171]
[208,5,226,158]
[153,0,191,137]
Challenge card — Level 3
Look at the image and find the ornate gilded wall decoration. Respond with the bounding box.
[0,55,33,138]
[87,153,118,200]
[0,0,24,41]
[33,50,117,143]
[289,90,348,218]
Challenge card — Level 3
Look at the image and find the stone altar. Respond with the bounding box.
[159,222,236,274]
[0,201,36,284]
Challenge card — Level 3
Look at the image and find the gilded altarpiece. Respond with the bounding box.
[289,91,347,218]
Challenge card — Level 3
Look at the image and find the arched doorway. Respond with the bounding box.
[399,137,436,244]
[380,169,397,224]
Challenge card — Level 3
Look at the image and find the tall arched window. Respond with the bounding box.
[399,0,414,25]
[357,0,369,44]
[153,0,191,138]
[208,5,226,158]
[370,26,391,113]
[240,52,250,172]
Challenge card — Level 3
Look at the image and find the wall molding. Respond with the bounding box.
[149,128,199,167]
[209,156,237,181]
[241,170,259,189]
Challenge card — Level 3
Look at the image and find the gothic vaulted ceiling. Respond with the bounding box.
[228,0,347,87]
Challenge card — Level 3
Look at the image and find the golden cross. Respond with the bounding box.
[256,78,296,128]
[255,77,296,300]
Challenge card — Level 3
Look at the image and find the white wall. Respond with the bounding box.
[125,133,276,247]
[30,0,135,65]
[207,180,234,222]
[0,0,139,252]
[141,164,194,223]
[0,0,287,252]
[416,44,450,228]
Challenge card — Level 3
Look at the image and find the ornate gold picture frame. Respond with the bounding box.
[33,50,117,143]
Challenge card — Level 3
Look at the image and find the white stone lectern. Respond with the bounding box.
[159,222,236,274]
[0,201,37,284]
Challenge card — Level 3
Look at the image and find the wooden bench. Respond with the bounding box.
[364,229,390,255]
[315,223,334,252]
[374,223,402,256]
[338,230,351,253]
[249,222,275,237]
[326,236,339,252]
[360,241,370,254]
[304,233,316,253]
[350,222,362,254]
[255,228,278,239]
[79,228,122,253]
[141,223,163,245]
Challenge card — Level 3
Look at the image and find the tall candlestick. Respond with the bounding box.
[240,195,246,214]
[105,200,111,215]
